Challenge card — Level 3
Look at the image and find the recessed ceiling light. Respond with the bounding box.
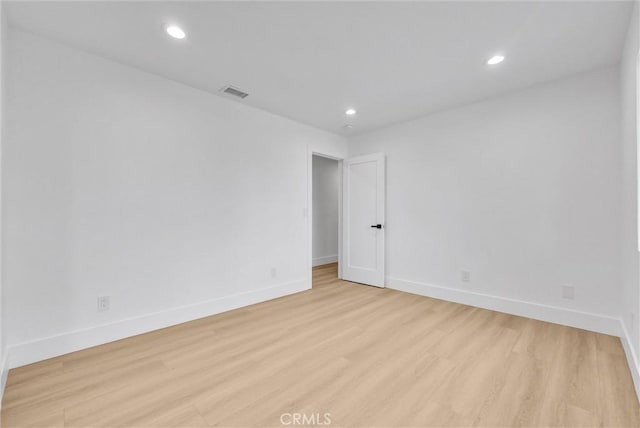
[345,108,357,115]
[164,24,186,40]
[487,55,505,65]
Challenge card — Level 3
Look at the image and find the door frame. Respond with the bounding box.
[307,149,344,285]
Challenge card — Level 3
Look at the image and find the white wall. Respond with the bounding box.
[349,67,622,333]
[620,1,640,396]
[312,155,339,266]
[0,0,6,403]
[3,28,346,368]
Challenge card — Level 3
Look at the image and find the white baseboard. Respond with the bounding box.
[7,279,310,369]
[620,321,640,403]
[312,255,338,267]
[386,276,621,336]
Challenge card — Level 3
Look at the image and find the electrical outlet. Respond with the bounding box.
[97,296,110,312]
[271,267,277,279]
[461,270,470,282]
[561,285,574,300]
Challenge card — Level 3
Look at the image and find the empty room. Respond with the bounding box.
[0,0,640,427]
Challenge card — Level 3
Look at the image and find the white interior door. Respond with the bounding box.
[342,153,385,287]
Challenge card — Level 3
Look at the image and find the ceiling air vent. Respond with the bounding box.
[220,85,249,99]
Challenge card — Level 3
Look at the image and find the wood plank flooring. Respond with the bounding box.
[2,263,639,427]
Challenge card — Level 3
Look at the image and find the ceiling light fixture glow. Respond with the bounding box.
[345,108,357,116]
[164,24,186,40]
[487,55,505,65]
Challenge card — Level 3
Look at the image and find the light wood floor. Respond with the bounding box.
[2,263,639,427]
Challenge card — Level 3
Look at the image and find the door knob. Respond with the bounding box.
[370,224,382,229]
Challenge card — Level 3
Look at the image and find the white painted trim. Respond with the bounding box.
[307,147,313,287]
[386,276,621,336]
[313,255,338,267]
[0,351,8,412]
[337,159,344,279]
[620,320,640,403]
[7,279,309,369]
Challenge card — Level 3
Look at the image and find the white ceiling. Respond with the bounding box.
[6,1,634,136]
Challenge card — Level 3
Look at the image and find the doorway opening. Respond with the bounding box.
[312,154,340,287]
